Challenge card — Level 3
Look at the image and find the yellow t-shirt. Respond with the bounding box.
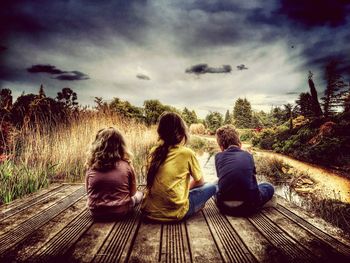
[141,144,202,222]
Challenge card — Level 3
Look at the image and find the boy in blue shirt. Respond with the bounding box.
[215,125,275,216]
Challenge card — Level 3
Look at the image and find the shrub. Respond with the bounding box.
[238,129,254,142]
[189,123,206,135]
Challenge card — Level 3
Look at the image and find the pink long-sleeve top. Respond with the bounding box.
[85,160,136,217]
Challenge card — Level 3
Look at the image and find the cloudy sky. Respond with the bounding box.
[1,0,350,117]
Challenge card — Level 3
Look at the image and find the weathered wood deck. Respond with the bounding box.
[0,184,350,263]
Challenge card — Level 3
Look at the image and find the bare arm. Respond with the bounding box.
[189,175,205,189]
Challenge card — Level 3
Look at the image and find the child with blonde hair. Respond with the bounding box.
[86,127,143,220]
[215,125,274,216]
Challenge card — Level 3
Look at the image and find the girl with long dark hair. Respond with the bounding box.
[141,112,217,222]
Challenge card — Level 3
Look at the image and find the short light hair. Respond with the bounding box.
[216,125,241,150]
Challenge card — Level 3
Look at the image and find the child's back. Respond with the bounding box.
[215,146,260,205]
[214,125,274,216]
[86,160,134,218]
[85,127,142,220]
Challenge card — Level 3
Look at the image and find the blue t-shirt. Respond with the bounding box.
[215,147,260,204]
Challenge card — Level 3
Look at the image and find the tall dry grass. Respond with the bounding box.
[0,112,157,203]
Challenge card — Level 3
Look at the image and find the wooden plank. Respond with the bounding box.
[226,215,287,263]
[203,199,257,263]
[66,221,116,262]
[248,211,316,262]
[0,198,87,262]
[29,208,93,262]
[186,210,222,262]
[0,184,70,220]
[160,222,192,263]
[0,184,81,235]
[127,222,162,263]
[263,208,350,261]
[0,183,64,212]
[275,203,350,258]
[92,208,141,263]
[276,197,350,247]
[0,186,86,255]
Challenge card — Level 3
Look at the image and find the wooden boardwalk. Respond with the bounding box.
[0,184,350,263]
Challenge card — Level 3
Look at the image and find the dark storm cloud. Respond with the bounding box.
[0,0,148,43]
[136,73,151,80]
[237,64,248,70]
[185,64,232,75]
[27,64,89,81]
[53,71,89,81]
[27,65,67,74]
[277,0,350,28]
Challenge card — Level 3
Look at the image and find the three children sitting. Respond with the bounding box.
[85,113,274,221]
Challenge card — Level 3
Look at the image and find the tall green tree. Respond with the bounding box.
[56,87,78,110]
[308,71,323,117]
[322,61,348,118]
[143,100,177,125]
[295,92,314,117]
[233,98,252,128]
[271,106,289,126]
[38,84,46,98]
[182,107,198,125]
[284,103,293,130]
[205,111,223,134]
[224,110,231,124]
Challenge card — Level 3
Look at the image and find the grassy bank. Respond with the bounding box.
[255,155,350,234]
[0,112,157,204]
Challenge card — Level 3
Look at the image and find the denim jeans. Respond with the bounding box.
[217,182,274,217]
[184,182,218,219]
[258,182,274,206]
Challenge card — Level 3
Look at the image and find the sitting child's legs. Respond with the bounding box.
[258,182,274,206]
[185,182,218,218]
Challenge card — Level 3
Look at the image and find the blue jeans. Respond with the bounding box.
[184,182,218,219]
[217,182,274,216]
[258,182,274,206]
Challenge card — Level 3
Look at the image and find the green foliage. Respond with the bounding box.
[233,98,252,128]
[238,129,254,142]
[205,111,223,134]
[224,110,231,124]
[56,87,78,110]
[322,60,348,118]
[11,93,68,128]
[0,88,12,110]
[182,107,198,125]
[254,156,292,183]
[188,136,207,151]
[109,97,144,121]
[0,159,56,204]
[295,92,314,117]
[143,99,178,126]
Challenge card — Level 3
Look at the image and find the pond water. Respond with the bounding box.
[196,149,350,204]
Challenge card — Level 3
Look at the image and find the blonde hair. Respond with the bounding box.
[86,127,132,172]
[216,125,241,150]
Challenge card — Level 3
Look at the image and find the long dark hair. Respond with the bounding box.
[146,112,188,188]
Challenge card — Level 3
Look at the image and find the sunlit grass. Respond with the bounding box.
[0,112,157,204]
[255,155,350,234]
